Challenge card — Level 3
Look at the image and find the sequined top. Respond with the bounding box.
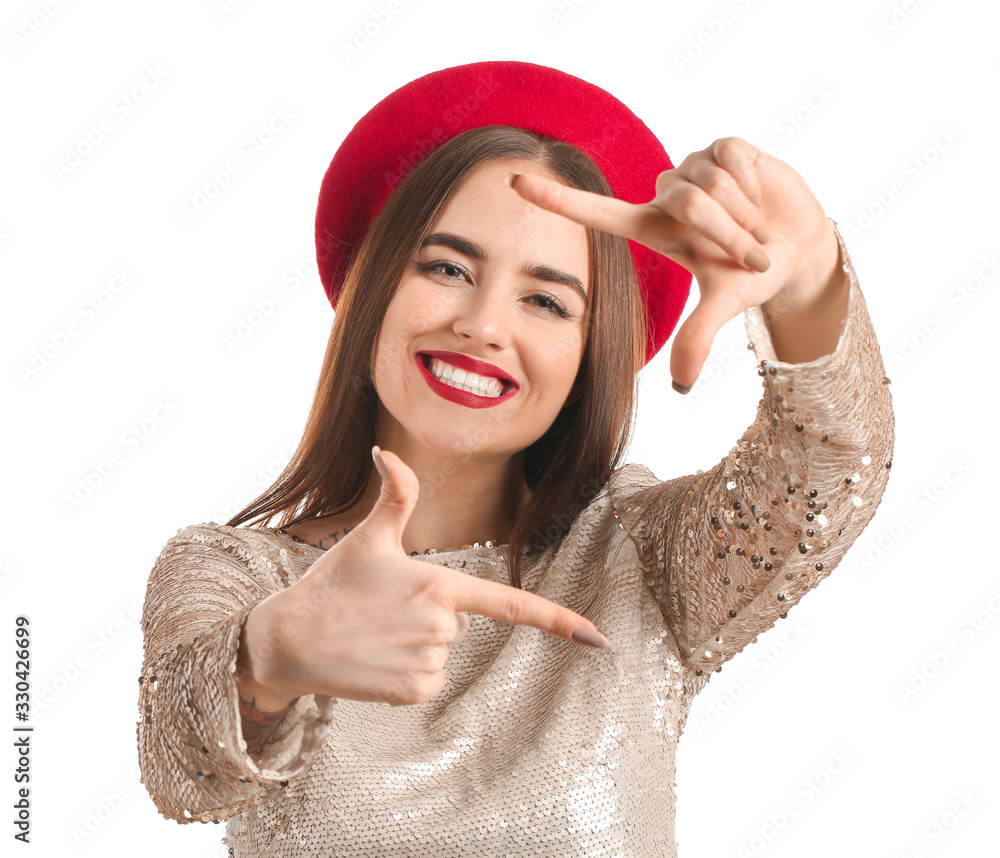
[137,223,894,857]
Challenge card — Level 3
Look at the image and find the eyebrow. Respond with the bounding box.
[419,232,588,306]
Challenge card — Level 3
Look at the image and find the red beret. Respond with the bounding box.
[315,60,691,366]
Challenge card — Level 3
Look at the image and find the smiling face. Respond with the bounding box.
[370,157,592,462]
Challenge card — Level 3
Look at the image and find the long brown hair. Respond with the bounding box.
[227,125,648,589]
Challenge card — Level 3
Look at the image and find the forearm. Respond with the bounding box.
[761,219,850,363]
[627,226,895,679]
[139,527,341,821]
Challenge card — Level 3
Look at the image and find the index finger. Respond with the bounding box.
[448,569,610,649]
[507,171,649,246]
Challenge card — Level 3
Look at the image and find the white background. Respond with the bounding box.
[3,0,997,855]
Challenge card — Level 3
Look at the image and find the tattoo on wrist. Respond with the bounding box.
[238,694,298,755]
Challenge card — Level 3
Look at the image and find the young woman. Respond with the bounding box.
[137,61,894,857]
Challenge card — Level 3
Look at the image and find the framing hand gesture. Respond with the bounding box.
[507,136,836,389]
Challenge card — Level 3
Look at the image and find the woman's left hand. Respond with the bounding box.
[507,136,837,390]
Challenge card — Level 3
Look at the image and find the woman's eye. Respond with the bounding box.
[420,261,468,280]
[531,294,572,319]
[418,261,573,320]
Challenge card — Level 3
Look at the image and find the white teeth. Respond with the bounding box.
[427,357,505,398]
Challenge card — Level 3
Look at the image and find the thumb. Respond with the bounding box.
[357,445,420,552]
[668,292,732,394]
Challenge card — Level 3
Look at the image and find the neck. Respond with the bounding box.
[361,417,533,556]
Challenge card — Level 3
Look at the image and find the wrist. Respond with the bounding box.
[764,218,842,317]
[237,596,301,711]
[238,673,298,713]
[758,220,850,363]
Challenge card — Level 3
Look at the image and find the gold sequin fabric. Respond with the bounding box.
[137,223,894,857]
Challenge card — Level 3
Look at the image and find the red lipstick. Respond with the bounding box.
[418,351,519,389]
[414,353,519,409]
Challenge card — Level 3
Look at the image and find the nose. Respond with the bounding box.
[451,276,514,350]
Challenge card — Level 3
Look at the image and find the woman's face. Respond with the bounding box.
[371,157,591,461]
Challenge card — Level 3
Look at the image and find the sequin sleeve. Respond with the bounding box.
[137,524,337,823]
[610,221,894,689]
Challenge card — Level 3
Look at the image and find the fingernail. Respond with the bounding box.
[572,626,610,649]
[751,223,770,244]
[372,445,390,483]
[744,247,770,273]
[672,380,691,395]
[505,171,520,188]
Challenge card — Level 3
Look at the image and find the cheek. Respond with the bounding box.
[370,314,410,385]
[383,283,448,344]
[538,331,586,384]
[410,286,457,328]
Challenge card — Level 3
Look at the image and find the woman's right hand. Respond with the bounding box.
[240,446,610,709]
